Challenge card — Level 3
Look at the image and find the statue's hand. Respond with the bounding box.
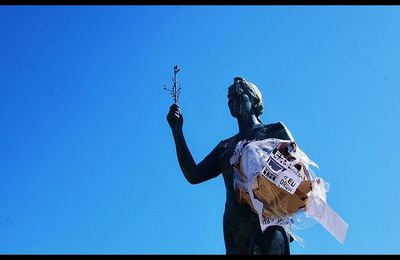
[167,104,183,131]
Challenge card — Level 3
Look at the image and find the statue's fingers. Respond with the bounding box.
[170,103,180,111]
[168,108,177,117]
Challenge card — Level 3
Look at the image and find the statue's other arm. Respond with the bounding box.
[167,104,221,184]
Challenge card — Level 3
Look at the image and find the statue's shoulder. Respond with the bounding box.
[265,121,289,132]
[264,121,294,141]
[218,134,239,150]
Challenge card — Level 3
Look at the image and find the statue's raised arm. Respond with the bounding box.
[167,104,221,184]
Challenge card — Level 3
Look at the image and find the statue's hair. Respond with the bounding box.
[233,77,264,117]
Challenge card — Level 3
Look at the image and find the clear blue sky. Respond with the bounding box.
[0,6,399,254]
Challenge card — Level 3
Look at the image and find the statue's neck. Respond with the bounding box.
[237,114,263,134]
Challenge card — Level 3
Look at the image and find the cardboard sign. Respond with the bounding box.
[260,149,303,194]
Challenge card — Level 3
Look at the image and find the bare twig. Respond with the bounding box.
[163,65,181,105]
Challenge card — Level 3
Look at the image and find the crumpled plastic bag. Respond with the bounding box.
[230,138,348,245]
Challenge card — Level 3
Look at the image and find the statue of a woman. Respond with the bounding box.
[167,77,295,254]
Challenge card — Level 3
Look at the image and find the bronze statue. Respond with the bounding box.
[167,77,295,254]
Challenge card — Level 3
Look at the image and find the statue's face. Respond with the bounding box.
[228,85,253,118]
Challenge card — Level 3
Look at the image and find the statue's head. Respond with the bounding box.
[228,77,264,119]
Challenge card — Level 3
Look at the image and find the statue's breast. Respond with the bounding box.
[219,137,238,172]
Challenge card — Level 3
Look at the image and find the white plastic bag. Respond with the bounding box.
[230,138,348,245]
